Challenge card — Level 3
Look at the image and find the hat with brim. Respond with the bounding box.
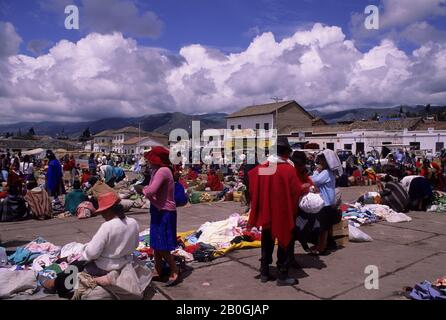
[96,192,121,214]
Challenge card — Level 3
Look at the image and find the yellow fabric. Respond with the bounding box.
[213,240,261,257]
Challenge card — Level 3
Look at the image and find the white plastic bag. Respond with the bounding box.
[299,193,325,214]
[348,224,373,242]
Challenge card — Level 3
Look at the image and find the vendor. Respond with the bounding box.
[42,192,139,298]
[401,175,433,211]
[45,150,64,201]
[206,170,224,191]
[143,146,180,287]
[186,167,198,180]
[64,180,87,215]
[310,152,338,255]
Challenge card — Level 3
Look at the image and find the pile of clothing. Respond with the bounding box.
[408,277,446,300]
[0,237,84,299]
[427,191,446,213]
[134,213,261,266]
[342,203,412,226]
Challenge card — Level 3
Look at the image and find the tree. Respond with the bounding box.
[79,127,92,142]
[425,104,431,114]
[28,127,36,136]
[399,106,403,114]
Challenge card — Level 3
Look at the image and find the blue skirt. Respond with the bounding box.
[150,205,177,251]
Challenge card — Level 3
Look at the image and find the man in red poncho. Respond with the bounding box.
[248,137,303,286]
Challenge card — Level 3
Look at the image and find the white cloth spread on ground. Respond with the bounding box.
[197,214,242,248]
[81,217,140,271]
[360,204,412,223]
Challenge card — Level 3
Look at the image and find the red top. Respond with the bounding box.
[248,161,304,248]
[206,173,223,191]
[187,169,198,180]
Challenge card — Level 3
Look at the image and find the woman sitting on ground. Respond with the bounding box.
[64,180,88,215]
[42,192,139,298]
[206,170,223,191]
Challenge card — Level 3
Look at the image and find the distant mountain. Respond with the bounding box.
[1,105,445,139]
[310,105,446,123]
[0,112,229,138]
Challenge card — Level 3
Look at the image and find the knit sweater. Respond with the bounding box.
[81,217,139,271]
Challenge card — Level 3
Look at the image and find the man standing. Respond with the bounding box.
[248,137,302,286]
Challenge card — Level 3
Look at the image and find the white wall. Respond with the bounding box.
[289,129,446,155]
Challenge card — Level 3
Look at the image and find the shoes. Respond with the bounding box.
[259,274,276,283]
[164,270,181,287]
[276,276,298,286]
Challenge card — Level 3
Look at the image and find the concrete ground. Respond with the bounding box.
[1,186,445,300]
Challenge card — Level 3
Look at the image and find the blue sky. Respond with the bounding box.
[0,0,445,122]
[0,0,392,54]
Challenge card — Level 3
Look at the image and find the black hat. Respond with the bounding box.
[277,136,291,149]
[276,136,292,155]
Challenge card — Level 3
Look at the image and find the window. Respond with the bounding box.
[264,123,269,131]
[344,144,352,150]
[327,143,335,151]
[382,142,392,145]
[238,125,241,130]
[256,123,260,130]
[436,142,444,152]
[410,142,420,150]
[230,125,234,130]
[102,139,105,143]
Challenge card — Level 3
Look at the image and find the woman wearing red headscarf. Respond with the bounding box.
[206,170,223,191]
[142,147,180,286]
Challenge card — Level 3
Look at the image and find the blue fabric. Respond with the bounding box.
[174,182,188,207]
[113,167,125,180]
[103,165,114,183]
[410,281,446,300]
[149,205,177,251]
[311,169,336,206]
[46,159,62,194]
[8,247,41,265]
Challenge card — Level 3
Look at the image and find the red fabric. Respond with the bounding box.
[206,174,223,191]
[179,178,189,189]
[185,244,200,254]
[431,162,441,172]
[187,169,198,180]
[144,146,171,167]
[0,192,8,199]
[81,172,91,184]
[248,161,303,248]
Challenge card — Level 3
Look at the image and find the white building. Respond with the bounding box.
[93,130,114,153]
[123,135,168,155]
[226,100,322,135]
[288,118,446,155]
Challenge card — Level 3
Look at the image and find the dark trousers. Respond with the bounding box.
[261,229,294,278]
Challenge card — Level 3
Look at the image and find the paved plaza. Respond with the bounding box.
[1,186,445,300]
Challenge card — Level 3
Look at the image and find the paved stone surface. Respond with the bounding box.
[1,186,445,300]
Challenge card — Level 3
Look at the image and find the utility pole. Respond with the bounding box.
[138,122,141,156]
[270,96,283,130]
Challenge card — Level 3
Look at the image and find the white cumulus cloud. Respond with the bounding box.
[0,22,445,123]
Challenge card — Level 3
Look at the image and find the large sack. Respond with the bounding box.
[348,224,373,242]
[80,261,153,300]
[0,269,37,299]
[299,193,325,214]
[120,199,134,212]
